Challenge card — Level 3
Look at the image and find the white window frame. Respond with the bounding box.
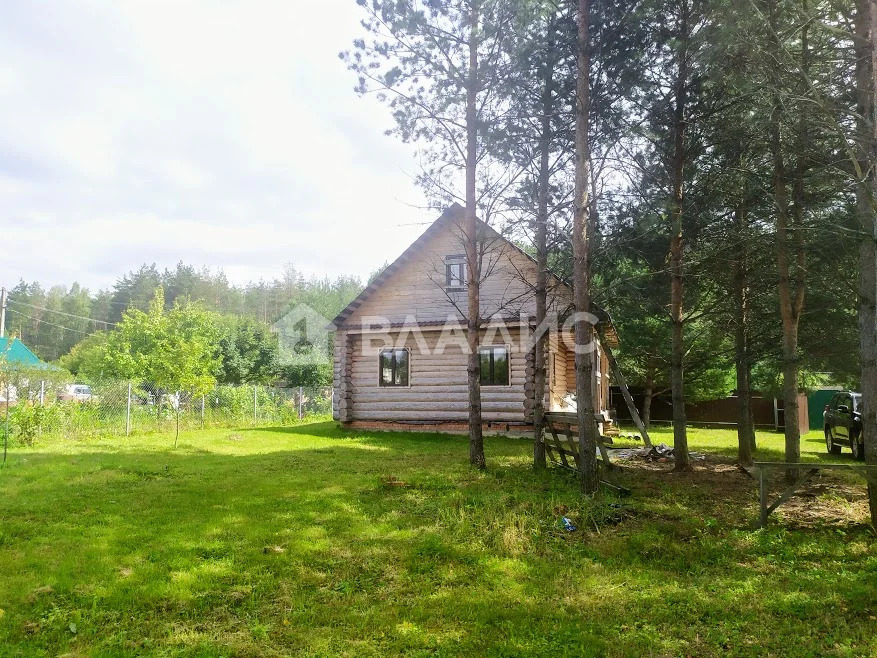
[445,254,467,292]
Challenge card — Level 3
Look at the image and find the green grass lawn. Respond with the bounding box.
[0,422,874,657]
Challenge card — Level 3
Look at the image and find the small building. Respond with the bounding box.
[330,204,617,433]
[0,336,53,403]
[0,336,48,370]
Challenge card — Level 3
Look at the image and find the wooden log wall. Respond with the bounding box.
[332,330,353,422]
[345,220,573,327]
[348,328,529,422]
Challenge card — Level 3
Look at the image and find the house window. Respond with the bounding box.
[479,346,509,386]
[445,254,467,291]
[379,349,409,386]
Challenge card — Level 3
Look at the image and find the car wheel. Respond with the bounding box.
[826,428,841,455]
[851,434,864,461]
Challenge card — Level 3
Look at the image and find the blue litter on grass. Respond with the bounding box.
[561,516,576,532]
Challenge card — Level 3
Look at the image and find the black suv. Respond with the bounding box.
[823,391,864,460]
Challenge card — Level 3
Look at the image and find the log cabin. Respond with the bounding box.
[331,204,618,434]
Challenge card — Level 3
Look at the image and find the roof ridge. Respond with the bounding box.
[330,204,465,327]
[329,204,611,330]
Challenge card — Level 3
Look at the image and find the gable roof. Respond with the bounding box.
[330,204,467,327]
[331,204,617,343]
[0,337,51,369]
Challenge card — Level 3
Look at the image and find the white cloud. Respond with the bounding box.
[0,0,431,292]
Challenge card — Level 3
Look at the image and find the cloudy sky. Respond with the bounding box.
[0,0,432,292]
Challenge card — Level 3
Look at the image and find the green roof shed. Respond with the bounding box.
[0,337,50,370]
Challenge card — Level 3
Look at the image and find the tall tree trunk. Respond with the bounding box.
[854,0,877,522]
[768,0,805,482]
[465,0,486,469]
[642,365,654,430]
[670,0,691,471]
[734,203,756,466]
[573,0,598,494]
[533,13,557,471]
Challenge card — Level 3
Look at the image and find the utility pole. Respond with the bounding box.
[0,287,7,338]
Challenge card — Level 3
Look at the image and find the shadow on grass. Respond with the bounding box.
[0,422,875,656]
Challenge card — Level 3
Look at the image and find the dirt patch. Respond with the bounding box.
[775,479,871,528]
[615,454,873,529]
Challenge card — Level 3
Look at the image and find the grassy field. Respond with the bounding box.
[0,421,874,657]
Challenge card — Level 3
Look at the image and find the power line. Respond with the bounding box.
[6,308,94,336]
[7,298,117,327]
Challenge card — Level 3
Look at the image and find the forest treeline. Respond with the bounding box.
[4,263,368,384]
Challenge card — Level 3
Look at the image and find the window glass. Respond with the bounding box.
[445,256,467,289]
[479,346,509,386]
[395,349,409,386]
[493,348,509,385]
[380,351,394,386]
[380,349,409,386]
[479,349,491,382]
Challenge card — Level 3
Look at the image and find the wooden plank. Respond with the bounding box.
[596,434,614,471]
[560,423,580,470]
[753,462,877,469]
[758,466,767,528]
[547,424,570,468]
[599,334,653,448]
[542,434,561,465]
[545,411,578,423]
[766,469,821,515]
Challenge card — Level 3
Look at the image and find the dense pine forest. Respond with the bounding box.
[5,263,366,364]
[341,0,876,497]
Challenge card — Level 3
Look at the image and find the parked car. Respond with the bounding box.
[823,391,864,460]
[58,384,94,403]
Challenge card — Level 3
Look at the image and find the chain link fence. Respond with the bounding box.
[1,379,332,446]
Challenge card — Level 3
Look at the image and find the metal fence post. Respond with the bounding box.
[38,381,45,437]
[4,381,9,463]
[126,381,132,436]
[298,386,303,420]
[254,384,258,425]
[201,394,205,429]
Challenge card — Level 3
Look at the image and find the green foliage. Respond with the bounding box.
[7,404,50,446]
[5,281,94,361]
[13,261,363,367]
[216,316,278,385]
[56,332,108,378]
[276,362,332,388]
[102,288,221,398]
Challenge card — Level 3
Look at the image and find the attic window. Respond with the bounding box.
[445,254,467,291]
